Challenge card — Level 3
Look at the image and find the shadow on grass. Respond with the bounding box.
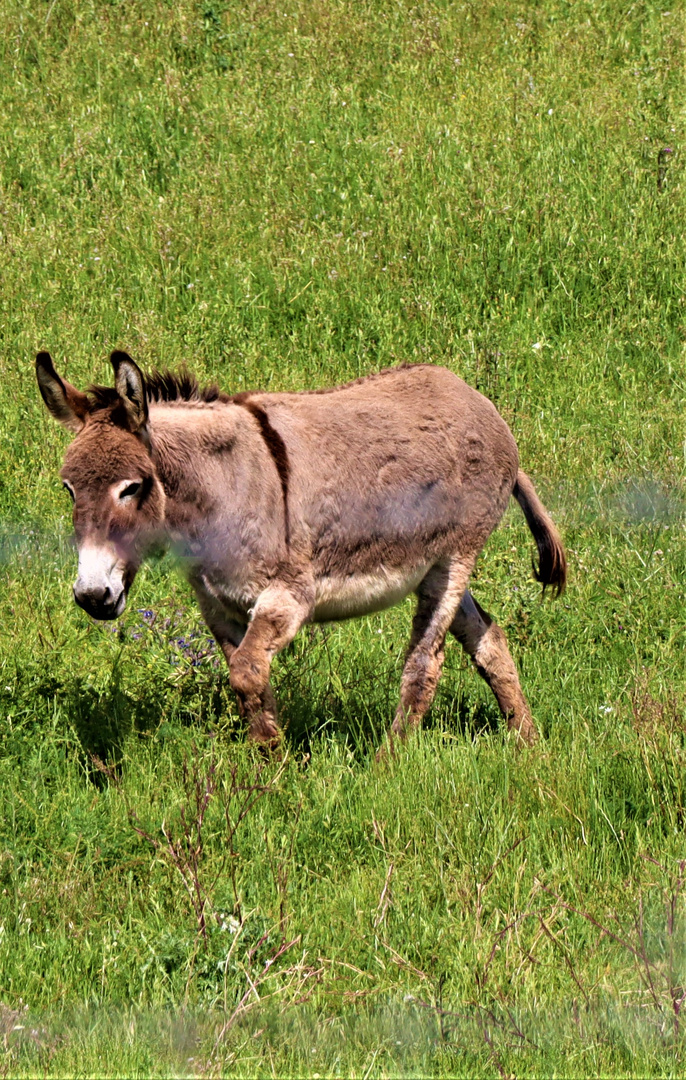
[60,677,163,781]
[279,677,502,760]
[53,669,227,781]
[29,650,503,779]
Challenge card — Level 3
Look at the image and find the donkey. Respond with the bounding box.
[36,350,566,748]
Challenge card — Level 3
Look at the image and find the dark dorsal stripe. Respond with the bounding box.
[232,393,290,547]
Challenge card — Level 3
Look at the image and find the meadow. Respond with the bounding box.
[0,0,685,1074]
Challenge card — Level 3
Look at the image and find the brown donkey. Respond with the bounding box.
[36,351,566,748]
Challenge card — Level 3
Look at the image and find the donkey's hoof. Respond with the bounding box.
[508,714,539,748]
[375,731,403,765]
[248,717,283,754]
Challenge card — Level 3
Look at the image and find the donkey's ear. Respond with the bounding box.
[111,350,148,433]
[36,352,89,433]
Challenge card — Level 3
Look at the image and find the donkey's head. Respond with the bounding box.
[36,350,166,620]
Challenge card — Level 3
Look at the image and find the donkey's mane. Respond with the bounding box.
[88,368,232,410]
[87,362,429,414]
[144,369,232,404]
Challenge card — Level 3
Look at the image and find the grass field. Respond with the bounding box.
[0,0,685,1074]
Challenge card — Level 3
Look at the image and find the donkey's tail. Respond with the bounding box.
[513,469,567,596]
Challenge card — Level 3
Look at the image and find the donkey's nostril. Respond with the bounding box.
[73,580,120,618]
[75,583,108,603]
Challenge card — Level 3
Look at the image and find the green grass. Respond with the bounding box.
[0,0,685,1074]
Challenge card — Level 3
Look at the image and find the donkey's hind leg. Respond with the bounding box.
[450,591,538,746]
[392,556,474,740]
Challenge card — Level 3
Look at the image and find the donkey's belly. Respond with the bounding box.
[313,564,430,622]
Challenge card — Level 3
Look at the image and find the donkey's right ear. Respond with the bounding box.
[35,352,90,433]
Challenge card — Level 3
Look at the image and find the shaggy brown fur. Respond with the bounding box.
[36,350,566,748]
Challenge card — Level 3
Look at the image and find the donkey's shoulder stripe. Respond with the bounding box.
[232,393,290,547]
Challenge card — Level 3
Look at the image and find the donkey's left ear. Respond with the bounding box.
[111,351,148,433]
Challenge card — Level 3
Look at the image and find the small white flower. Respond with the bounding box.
[548,108,553,115]
[532,341,542,351]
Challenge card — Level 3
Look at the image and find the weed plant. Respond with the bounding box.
[0,0,685,1074]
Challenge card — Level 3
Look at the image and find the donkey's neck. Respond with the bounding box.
[146,401,280,554]
[148,402,241,528]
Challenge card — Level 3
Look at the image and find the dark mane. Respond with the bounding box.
[87,368,231,410]
[144,369,231,404]
[86,362,429,411]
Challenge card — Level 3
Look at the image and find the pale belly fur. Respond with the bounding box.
[313,564,430,622]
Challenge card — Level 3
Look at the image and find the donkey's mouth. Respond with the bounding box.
[73,587,127,621]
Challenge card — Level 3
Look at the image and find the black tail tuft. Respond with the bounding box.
[514,470,566,597]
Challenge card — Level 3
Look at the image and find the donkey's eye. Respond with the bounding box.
[119,482,142,500]
[63,482,75,501]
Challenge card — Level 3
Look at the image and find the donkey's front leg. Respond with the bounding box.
[230,584,312,745]
[215,629,280,747]
[191,579,282,746]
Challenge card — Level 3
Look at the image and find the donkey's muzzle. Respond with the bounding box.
[73,582,126,621]
[73,541,128,620]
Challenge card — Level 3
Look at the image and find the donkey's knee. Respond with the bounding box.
[229,647,271,698]
[230,585,311,698]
